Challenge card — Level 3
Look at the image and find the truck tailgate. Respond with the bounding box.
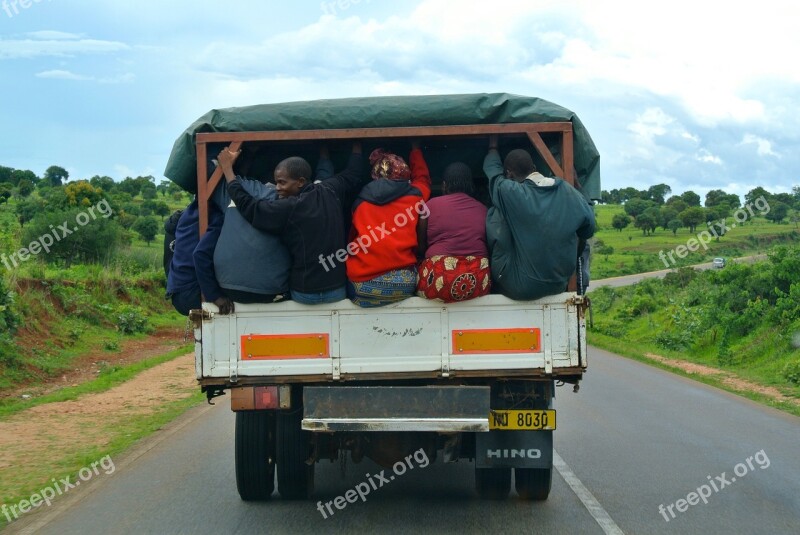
[196,293,586,383]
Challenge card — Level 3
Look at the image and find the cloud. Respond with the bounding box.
[25,31,84,40]
[35,69,135,84]
[0,35,129,59]
[741,134,778,157]
[696,149,722,165]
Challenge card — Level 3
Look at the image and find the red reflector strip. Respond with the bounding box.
[254,386,279,409]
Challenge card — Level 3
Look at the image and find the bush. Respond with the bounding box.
[782,360,800,384]
[20,208,125,266]
[116,305,149,334]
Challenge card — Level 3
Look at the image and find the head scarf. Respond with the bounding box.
[369,148,411,181]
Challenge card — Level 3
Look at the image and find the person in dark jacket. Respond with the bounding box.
[166,199,230,315]
[217,143,364,304]
[484,136,595,300]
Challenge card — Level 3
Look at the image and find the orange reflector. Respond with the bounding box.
[452,328,541,354]
[241,333,330,360]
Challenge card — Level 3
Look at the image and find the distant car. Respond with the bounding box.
[712,257,726,269]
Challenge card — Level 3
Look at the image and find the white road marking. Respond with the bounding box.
[554,450,624,535]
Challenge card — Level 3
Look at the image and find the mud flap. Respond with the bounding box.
[476,430,552,469]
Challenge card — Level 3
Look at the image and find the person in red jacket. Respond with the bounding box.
[345,142,432,307]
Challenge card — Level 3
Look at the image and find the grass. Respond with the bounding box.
[591,204,800,278]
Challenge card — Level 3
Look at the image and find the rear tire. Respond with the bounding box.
[276,409,314,499]
[515,467,552,500]
[235,411,275,501]
[475,467,511,499]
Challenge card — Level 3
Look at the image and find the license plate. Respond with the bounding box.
[488,410,556,430]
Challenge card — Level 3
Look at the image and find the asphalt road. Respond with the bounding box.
[10,346,799,535]
[590,254,768,289]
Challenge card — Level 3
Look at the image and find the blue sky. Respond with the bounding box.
[1,0,798,201]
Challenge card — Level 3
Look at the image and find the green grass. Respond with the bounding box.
[591,204,800,278]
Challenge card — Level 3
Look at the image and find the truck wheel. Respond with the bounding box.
[276,409,314,499]
[235,411,275,501]
[515,467,552,500]
[475,467,511,499]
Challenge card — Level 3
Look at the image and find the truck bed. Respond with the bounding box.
[195,292,587,386]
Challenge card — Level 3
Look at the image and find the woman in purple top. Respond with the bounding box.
[416,162,491,302]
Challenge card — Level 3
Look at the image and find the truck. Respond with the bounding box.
[164,93,601,502]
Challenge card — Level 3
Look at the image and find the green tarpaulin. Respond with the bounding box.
[164,93,600,199]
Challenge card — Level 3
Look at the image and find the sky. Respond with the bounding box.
[1,0,798,202]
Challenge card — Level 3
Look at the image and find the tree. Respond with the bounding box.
[642,206,662,232]
[634,213,657,236]
[64,180,105,208]
[647,183,671,204]
[0,183,11,204]
[624,198,654,218]
[16,179,34,198]
[665,197,687,214]
[620,187,641,203]
[745,187,771,207]
[15,198,44,226]
[659,206,678,230]
[600,190,613,205]
[668,219,682,235]
[118,177,141,196]
[0,165,13,184]
[679,206,706,233]
[792,186,800,209]
[680,190,701,207]
[765,202,789,223]
[44,165,69,187]
[612,213,631,232]
[154,201,171,220]
[132,216,159,245]
[141,182,157,200]
[21,208,124,266]
[89,175,116,193]
[11,169,38,186]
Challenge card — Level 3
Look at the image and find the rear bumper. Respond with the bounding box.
[301,386,490,432]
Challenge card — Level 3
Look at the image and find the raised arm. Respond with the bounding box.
[314,145,335,183]
[408,140,432,200]
[321,142,364,199]
[218,147,292,234]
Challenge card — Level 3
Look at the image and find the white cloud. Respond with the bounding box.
[0,36,129,59]
[696,149,722,165]
[36,69,135,84]
[25,31,84,40]
[741,134,778,157]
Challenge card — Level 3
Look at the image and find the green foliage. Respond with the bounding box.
[765,202,789,223]
[64,181,106,208]
[132,216,159,245]
[611,213,631,232]
[44,165,68,187]
[783,361,800,384]
[116,305,150,334]
[20,208,125,265]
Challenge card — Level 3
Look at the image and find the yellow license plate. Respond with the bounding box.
[488,410,556,430]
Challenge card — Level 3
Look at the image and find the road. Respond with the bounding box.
[589,254,768,289]
[10,346,799,535]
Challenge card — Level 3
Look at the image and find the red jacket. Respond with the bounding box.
[346,149,431,282]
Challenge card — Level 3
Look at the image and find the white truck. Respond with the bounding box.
[168,93,600,502]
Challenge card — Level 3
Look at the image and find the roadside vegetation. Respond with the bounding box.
[588,244,800,416]
[0,163,191,396]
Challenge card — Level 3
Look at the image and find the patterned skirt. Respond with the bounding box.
[417,255,491,303]
[347,267,418,308]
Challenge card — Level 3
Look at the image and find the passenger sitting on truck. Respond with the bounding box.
[166,199,230,315]
[484,136,595,300]
[207,146,297,305]
[218,142,364,305]
[416,161,491,302]
[344,143,431,307]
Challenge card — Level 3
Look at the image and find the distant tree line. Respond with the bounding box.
[601,184,800,236]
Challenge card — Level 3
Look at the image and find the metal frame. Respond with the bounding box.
[194,122,575,234]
